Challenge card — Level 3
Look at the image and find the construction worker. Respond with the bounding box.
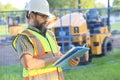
[13,0,80,80]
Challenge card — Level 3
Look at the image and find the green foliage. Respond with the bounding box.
[48,0,95,8]
[48,0,78,8]
[0,2,18,11]
[113,0,120,7]
[48,0,66,8]
[81,0,95,8]
[112,0,120,13]
[0,2,19,21]
[95,2,106,8]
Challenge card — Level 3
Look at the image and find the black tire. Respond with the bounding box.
[79,50,92,65]
[102,38,113,55]
[88,48,92,63]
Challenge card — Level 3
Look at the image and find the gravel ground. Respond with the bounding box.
[0,34,120,66]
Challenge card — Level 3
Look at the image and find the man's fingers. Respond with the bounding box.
[76,57,80,62]
[70,59,79,67]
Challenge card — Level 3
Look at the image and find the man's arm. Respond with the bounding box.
[16,35,61,70]
[21,54,60,70]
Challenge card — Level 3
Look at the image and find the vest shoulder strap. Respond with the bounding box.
[21,30,45,57]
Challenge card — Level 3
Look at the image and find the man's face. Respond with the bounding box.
[30,12,48,28]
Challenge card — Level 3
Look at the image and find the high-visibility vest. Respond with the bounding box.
[13,29,64,80]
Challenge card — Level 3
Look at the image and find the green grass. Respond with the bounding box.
[0,49,120,80]
[0,21,120,36]
[0,24,27,36]
[92,49,120,64]
[0,64,22,80]
[0,25,9,36]
[64,49,120,80]
[111,21,120,31]
[64,62,120,80]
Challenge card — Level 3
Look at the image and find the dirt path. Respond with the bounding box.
[111,34,120,49]
[0,45,20,66]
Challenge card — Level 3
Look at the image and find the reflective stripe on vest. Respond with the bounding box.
[13,31,44,57]
[13,29,64,80]
[23,54,64,80]
[27,29,58,56]
[23,67,63,78]
[13,29,59,57]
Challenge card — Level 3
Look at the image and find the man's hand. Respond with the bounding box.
[69,57,80,67]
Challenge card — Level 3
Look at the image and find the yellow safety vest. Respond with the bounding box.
[13,29,64,80]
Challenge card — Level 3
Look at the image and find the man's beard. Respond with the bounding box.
[33,19,47,35]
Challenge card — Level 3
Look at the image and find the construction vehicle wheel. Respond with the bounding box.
[79,51,89,65]
[102,38,113,55]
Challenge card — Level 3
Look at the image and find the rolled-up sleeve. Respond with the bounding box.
[16,35,34,59]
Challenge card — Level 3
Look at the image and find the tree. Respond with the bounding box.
[48,0,95,8]
[95,2,105,8]
[113,0,120,7]
[0,2,18,11]
[112,0,120,14]
[81,0,95,8]
[48,0,66,8]
[0,2,19,22]
[48,0,96,16]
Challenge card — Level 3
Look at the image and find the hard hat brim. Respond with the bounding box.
[43,12,53,18]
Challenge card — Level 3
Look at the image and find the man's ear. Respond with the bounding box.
[29,12,35,19]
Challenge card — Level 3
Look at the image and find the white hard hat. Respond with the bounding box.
[25,0,52,17]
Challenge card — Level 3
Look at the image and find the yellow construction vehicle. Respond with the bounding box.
[86,9,113,56]
[48,12,92,64]
[7,14,23,37]
[47,0,113,64]
[48,8,113,64]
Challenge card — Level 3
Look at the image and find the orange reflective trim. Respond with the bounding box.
[30,38,39,56]
[21,31,39,56]
[61,78,65,80]
[22,30,47,57]
[31,35,45,57]
[26,29,46,57]
[23,77,29,80]
[23,67,64,80]
[33,51,53,58]
[24,77,64,80]
[24,69,57,79]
